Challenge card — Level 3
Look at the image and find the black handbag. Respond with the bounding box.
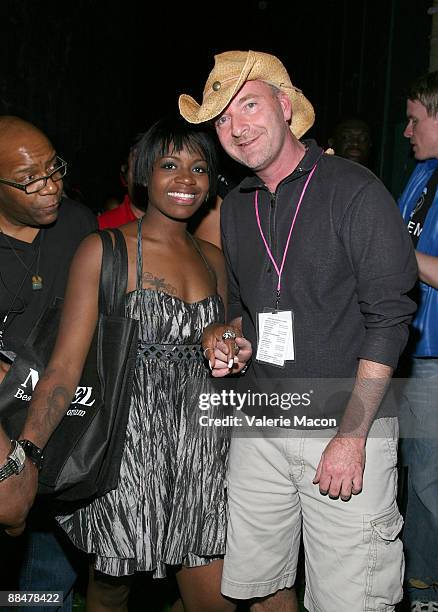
[0,229,138,502]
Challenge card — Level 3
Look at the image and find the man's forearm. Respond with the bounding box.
[416,251,438,288]
[0,426,11,460]
[337,359,393,442]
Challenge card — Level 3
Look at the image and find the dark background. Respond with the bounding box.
[0,0,432,210]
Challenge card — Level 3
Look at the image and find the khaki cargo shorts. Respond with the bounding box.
[221,418,404,611]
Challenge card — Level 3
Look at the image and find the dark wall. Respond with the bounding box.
[381,0,431,197]
[0,0,432,208]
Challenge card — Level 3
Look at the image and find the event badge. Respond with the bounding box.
[256,309,295,367]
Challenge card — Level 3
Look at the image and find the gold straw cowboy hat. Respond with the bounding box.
[179,50,315,139]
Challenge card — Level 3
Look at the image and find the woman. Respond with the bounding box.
[32,117,241,611]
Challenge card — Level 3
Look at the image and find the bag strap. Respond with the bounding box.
[98,229,129,316]
[111,228,129,314]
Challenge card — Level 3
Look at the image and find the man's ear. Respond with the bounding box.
[278,91,292,123]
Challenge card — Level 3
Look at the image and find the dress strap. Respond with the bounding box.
[187,233,216,283]
[136,217,144,291]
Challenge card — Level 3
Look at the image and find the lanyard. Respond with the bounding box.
[255,163,317,308]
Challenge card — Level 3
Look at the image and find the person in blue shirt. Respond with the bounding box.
[398,70,438,612]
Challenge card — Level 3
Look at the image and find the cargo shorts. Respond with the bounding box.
[221,418,404,611]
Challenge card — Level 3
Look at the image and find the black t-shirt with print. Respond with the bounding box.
[0,198,97,354]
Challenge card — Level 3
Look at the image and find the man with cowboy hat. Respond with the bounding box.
[179,50,417,611]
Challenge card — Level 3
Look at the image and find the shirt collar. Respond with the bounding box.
[238,139,324,193]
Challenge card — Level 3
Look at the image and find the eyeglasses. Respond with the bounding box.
[0,157,68,194]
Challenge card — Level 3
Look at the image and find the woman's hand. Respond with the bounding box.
[202,322,252,378]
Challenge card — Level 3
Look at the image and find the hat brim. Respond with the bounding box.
[179,84,314,139]
[179,51,258,129]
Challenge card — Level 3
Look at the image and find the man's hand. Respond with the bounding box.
[202,322,252,378]
[313,435,366,501]
[0,462,38,536]
[313,359,392,501]
[0,360,11,385]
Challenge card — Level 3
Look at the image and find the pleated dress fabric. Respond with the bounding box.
[57,220,229,577]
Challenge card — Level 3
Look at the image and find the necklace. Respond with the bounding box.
[0,227,44,290]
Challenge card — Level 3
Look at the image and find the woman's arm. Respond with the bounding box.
[1,234,104,532]
[198,242,252,376]
[20,233,103,447]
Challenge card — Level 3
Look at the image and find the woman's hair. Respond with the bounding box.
[134,115,219,201]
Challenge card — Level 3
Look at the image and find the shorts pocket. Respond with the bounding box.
[364,504,404,611]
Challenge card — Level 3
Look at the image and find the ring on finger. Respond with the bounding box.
[222,329,237,341]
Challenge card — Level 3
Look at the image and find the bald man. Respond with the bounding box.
[0,116,97,610]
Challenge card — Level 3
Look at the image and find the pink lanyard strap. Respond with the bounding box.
[255,163,317,305]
